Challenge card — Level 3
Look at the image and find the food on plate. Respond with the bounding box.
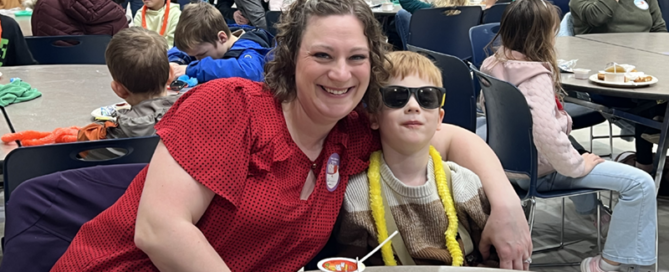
[318,258,364,272]
[634,75,654,82]
[604,65,637,73]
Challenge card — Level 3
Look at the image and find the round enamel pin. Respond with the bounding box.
[635,0,649,10]
[326,153,341,192]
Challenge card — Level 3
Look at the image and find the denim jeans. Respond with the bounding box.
[395,9,411,50]
[513,161,657,265]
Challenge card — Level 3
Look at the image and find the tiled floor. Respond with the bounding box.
[0,121,667,271]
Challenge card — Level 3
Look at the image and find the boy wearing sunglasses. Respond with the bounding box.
[332,51,495,267]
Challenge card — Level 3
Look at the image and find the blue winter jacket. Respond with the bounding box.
[167,27,274,82]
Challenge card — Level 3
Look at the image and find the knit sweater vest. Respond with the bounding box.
[334,156,495,267]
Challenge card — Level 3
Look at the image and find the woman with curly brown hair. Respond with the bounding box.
[51,0,531,270]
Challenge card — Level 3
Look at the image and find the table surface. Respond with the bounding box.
[577,33,669,55]
[0,65,120,159]
[307,266,518,272]
[556,36,669,101]
[15,15,31,37]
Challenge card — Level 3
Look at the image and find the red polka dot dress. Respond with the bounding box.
[51,78,379,272]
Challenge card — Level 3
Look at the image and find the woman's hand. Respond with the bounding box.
[234,10,250,25]
[479,202,532,270]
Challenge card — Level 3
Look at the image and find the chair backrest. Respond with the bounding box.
[469,65,537,200]
[0,163,146,271]
[25,35,112,65]
[3,135,160,202]
[468,22,500,68]
[481,3,509,24]
[265,11,282,37]
[407,45,477,132]
[552,0,569,19]
[409,6,483,60]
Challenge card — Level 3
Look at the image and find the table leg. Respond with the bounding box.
[652,106,669,272]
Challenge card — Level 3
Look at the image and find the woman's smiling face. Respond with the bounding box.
[294,14,371,123]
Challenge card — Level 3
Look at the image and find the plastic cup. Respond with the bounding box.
[317,258,366,272]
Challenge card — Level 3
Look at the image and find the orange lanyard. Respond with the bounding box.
[141,1,170,36]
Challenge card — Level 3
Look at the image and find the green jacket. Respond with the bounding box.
[399,0,433,14]
[570,0,667,34]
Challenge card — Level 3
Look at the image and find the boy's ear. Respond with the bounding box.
[217,31,229,44]
[436,109,445,131]
[369,113,380,130]
[111,81,131,100]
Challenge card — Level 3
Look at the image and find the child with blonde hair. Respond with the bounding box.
[334,51,496,267]
[481,0,657,271]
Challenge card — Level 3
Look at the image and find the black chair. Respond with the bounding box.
[25,35,112,65]
[552,0,569,19]
[481,3,509,24]
[408,45,477,132]
[470,65,604,265]
[4,136,160,202]
[409,6,483,61]
[265,11,282,37]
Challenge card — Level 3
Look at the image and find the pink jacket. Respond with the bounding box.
[481,48,586,178]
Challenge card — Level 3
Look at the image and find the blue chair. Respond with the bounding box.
[265,11,282,37]
[409,6,483,61]
[407,45,476,132]
[3,135,160,202]
[469,22,500,68]
[470,65,603,264]
[25,35,112,65]
[481,3,509,24]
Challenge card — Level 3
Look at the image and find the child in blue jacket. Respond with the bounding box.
[167,2,273,83]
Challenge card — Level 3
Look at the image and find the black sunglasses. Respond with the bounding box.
[379,86,446,109]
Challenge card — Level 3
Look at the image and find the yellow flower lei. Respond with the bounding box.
[368,146,463,266]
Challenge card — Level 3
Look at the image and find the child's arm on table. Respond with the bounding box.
[431,124,531,270]
[185,50,265,82]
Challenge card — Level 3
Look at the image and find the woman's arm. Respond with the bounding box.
[569,0,619,27]
[134,141,230,272]
[431,124,531,270]
[398,0,432,14]
[649,0,667,32]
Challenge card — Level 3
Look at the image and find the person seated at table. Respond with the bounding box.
[394,0,496,50]
[570,0,666,34]
[334,51,496,267]
[51,0,532,270]
[481,1,657,271]
[78,27,179,160]
[167,2,273,83]
[23,0,129,37]
[133,0,181,48]
[0,15,36,66]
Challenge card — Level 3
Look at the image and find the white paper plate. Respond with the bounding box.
[588,74,658,88]
[91,102,131,120]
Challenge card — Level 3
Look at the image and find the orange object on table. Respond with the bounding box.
[2,126,81,146]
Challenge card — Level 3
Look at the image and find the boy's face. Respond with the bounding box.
[372,74,444,154]
[184,32,229,60]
